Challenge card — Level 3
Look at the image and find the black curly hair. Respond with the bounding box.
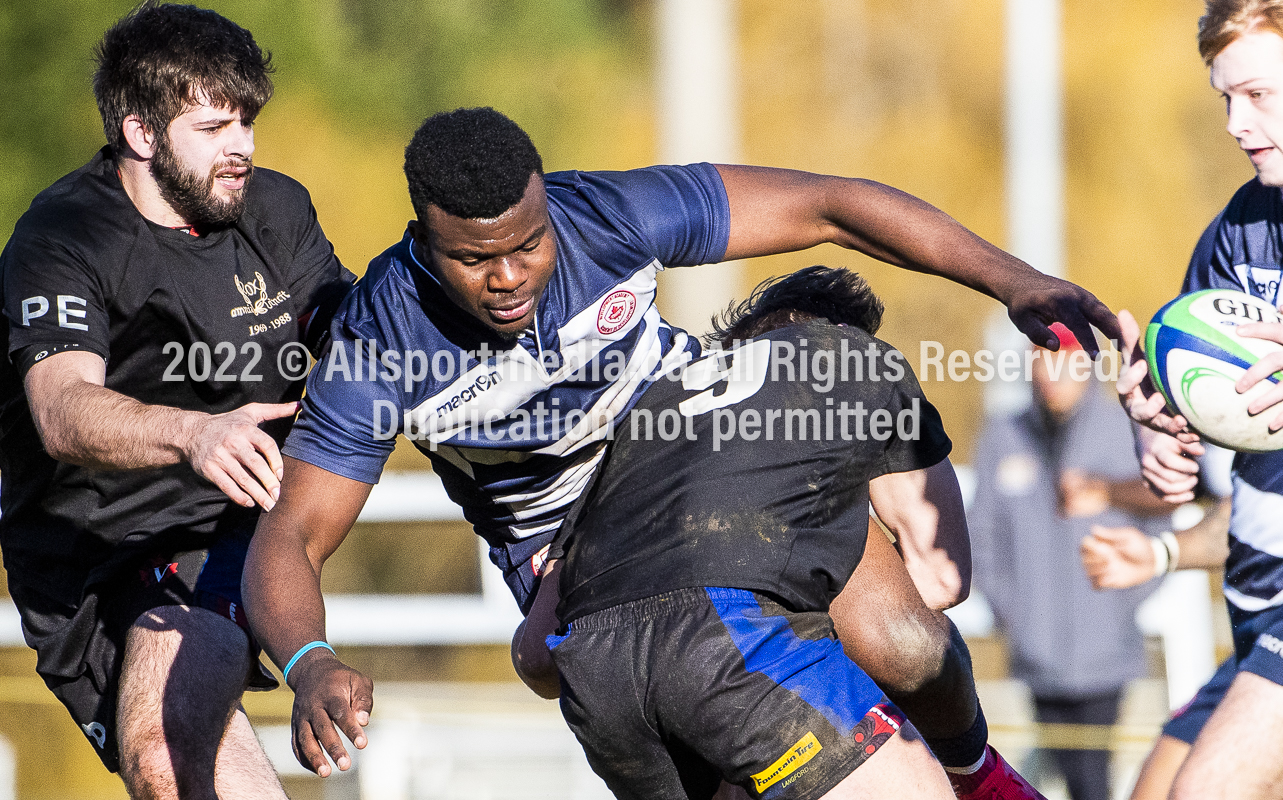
[93,2,273,155]
[709,266,884,347]
[404,107,544,221]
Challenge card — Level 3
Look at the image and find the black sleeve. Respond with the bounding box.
[875,351,952,477]
[3,229,111,376]
[259,174,356,353]
[287,201,354,353]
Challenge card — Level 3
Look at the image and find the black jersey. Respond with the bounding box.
[555,320,951,621]
[0,147,353,601]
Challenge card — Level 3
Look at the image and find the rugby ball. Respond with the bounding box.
[1146,289,1283,452]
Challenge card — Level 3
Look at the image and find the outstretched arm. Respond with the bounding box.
[25,350,298,510]
[715,165,1119,354]
[868,458,970,610]
[243,457,374,777]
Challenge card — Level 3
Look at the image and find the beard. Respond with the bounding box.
[150,135,252,230]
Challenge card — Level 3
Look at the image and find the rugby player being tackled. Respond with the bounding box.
[516,267,1044,800]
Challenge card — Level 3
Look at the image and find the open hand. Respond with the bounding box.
[183,401,300,510]
[1115,310,1197,438]
[1234,321,1283,432]
[1005,272,1119,358]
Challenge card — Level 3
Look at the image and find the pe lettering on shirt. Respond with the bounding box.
[21,295,89,331]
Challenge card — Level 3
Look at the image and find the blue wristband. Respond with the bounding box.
[283,641,335,683]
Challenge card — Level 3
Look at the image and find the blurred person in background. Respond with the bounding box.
[0,3,352,798]
[969,324,1172,800]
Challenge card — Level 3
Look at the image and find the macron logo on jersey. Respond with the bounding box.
[435,370,504,418]
[1232,263,1282,303]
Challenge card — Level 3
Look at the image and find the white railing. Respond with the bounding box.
[0,467,1220,710]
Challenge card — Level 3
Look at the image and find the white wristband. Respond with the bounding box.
[1159,531,1180,573]
[1150,535,1170,577]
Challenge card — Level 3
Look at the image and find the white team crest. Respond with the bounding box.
[231,272,291,318]
[596,290,637,335]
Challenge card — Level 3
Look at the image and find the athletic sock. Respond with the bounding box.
[926,704,989,771]
[943,749,988,776]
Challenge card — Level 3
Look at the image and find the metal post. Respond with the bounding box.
[655,0,745,336]
[1005,0,1064,279]
[987,0,1066,415]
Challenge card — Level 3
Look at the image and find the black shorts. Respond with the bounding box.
[1161,657,1236,745]
[549,587,904,800]
[8,522,276,772]
[1230,603,1283,687]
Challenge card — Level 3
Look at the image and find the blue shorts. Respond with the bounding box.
[1161,657,1236,744]
[549,587,903,800]
[1229,603,1283,686]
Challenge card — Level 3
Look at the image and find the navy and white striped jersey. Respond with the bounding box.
[1185,178,1283,612]
[283,164,730,609]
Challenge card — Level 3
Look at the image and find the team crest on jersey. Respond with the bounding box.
[231,271,291,318]
[597,290,637,335]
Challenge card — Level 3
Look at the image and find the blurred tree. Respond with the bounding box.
[0,0,654,248]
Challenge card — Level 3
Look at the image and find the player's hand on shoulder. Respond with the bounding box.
[1140,432,1202,504]
[182,401,300,510]
[1234,321,1283,432]
[1080,524,1154,590]
[1116,310,1199,439]
[288,651,373,777]
[1005,272,1118,358]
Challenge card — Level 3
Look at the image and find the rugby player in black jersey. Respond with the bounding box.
[0,5,352,797]
[514,267,1043,800]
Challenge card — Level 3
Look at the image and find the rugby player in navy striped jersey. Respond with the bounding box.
[1116,3,1283,798]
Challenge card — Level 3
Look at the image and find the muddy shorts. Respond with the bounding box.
[549,587,905,800]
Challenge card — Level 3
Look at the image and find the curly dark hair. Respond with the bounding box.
[709,266,884,347]
[93,2,274,155]
[404,107,544,221]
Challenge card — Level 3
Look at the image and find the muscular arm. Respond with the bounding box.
[868,458,970,610]
[26,351,194,467]
[242,457,373,776]
[715,165,1119,353]
[25,351,298,509]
